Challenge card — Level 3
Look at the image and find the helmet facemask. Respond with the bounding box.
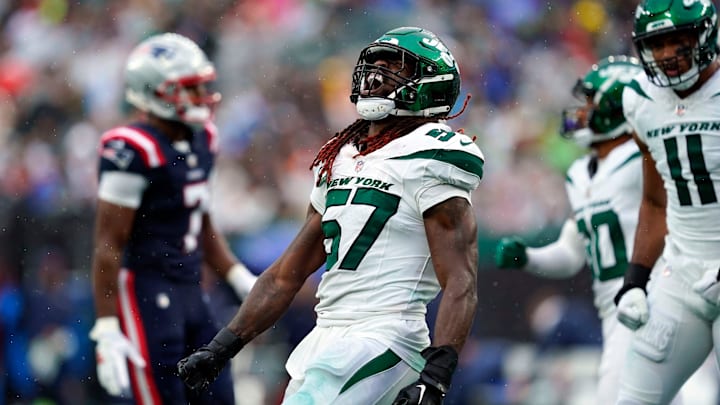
[635,26,710,90]
[152,71,221,126]
[351,45,424,120]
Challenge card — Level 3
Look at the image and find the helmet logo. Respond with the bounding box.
[422,37,456,68]
[683,0,711,7]
[647,19,674,32]
[150,45,175,60]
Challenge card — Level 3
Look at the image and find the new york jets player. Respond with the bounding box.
[177,27,484,404]
[613,0,720,404]
[494,56,660,405]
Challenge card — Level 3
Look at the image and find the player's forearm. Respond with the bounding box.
[225,270,303,343]
[524,218,585,278]
[631,200,666,268]
[431,272,477,354]
[201,216,238,276]
[525,245,585,278]
[92,249,122,318]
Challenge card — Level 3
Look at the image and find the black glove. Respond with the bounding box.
[613,262,652,306]
[177,327,244,391]
[392,346,458,405]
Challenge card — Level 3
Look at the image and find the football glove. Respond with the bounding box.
[614,263,652,330]
[616,288,649,330]
[495,237,528,269]
[692,267,720,306]
[90,317,146,397]
[177,327,244,391]
[392,346,458,405]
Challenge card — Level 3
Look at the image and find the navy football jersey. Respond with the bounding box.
[97,122,218,283]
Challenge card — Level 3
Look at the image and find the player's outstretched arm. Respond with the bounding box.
[495,218,586,279]
[393,197,477,404]
[178,204,327,390]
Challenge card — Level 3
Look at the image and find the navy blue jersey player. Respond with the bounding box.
[90,33,257,404]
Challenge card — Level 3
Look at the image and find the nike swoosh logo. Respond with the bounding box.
[416,384,426,401]
[460,140,474,146]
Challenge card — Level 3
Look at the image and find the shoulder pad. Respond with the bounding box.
[385,123,485,179]
[99,126,166,168]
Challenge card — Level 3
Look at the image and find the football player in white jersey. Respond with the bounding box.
[494,56,666,405]
[177,27,485,405]
[613,0,720,404]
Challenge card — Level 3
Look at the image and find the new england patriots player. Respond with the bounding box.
[613,0,720,403]
[177,27,484,404]
[90,33,256,404]
[494,56,672,405]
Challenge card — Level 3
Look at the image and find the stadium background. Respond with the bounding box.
[0,0,717,404]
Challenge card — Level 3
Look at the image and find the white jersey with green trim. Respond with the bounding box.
[623,71,720,260]
[565,139,642,319]
[309,122,484,327]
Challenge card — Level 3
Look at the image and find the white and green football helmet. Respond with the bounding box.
[350,27,461,120]
[561,55,643,147]
[633,0,719,90]
[124,33,220,126]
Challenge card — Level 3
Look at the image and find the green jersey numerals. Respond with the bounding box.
[664,134,717,206]
[321,187,400,270]
[576,209,627,281]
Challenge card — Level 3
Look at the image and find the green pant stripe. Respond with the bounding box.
[339,349,402,394]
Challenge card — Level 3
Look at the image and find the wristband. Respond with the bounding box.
[89,316,121,340]
[226,263,256,298]
[209,327,245,360]
[614,263,652,305]
[420,345,458,394]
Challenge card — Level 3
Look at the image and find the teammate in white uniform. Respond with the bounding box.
[177,27,484,405]
[494,56,667,405]
[613,1,720,404]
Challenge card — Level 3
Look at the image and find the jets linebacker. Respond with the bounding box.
[178,27,484,404]
[494,56,677,405]
[613,0,720,403]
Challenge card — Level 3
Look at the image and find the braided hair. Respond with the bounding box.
[310,117,439,185]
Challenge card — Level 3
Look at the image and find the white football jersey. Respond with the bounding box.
[624,72,720,260]
[566,139,643,318]
[309,122,484,326]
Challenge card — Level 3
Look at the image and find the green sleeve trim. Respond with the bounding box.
[339,349,402,394]
[565,174,573,185]
[610,151,641,175]
[626,80,652,100]
[390,149,484,178]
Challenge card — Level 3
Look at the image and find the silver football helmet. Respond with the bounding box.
[124,33,220,126]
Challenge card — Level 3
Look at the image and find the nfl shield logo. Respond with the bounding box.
[675,104,686,116]
[355,160,365,172]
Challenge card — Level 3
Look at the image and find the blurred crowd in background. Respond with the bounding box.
[2,0,715,404]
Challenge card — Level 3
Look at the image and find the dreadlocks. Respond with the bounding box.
[310,117,439,185]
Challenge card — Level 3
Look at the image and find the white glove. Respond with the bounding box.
[226,262,257,299]
[616,288,649,330]
[692,268,720,306]
[90,317,146,397]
